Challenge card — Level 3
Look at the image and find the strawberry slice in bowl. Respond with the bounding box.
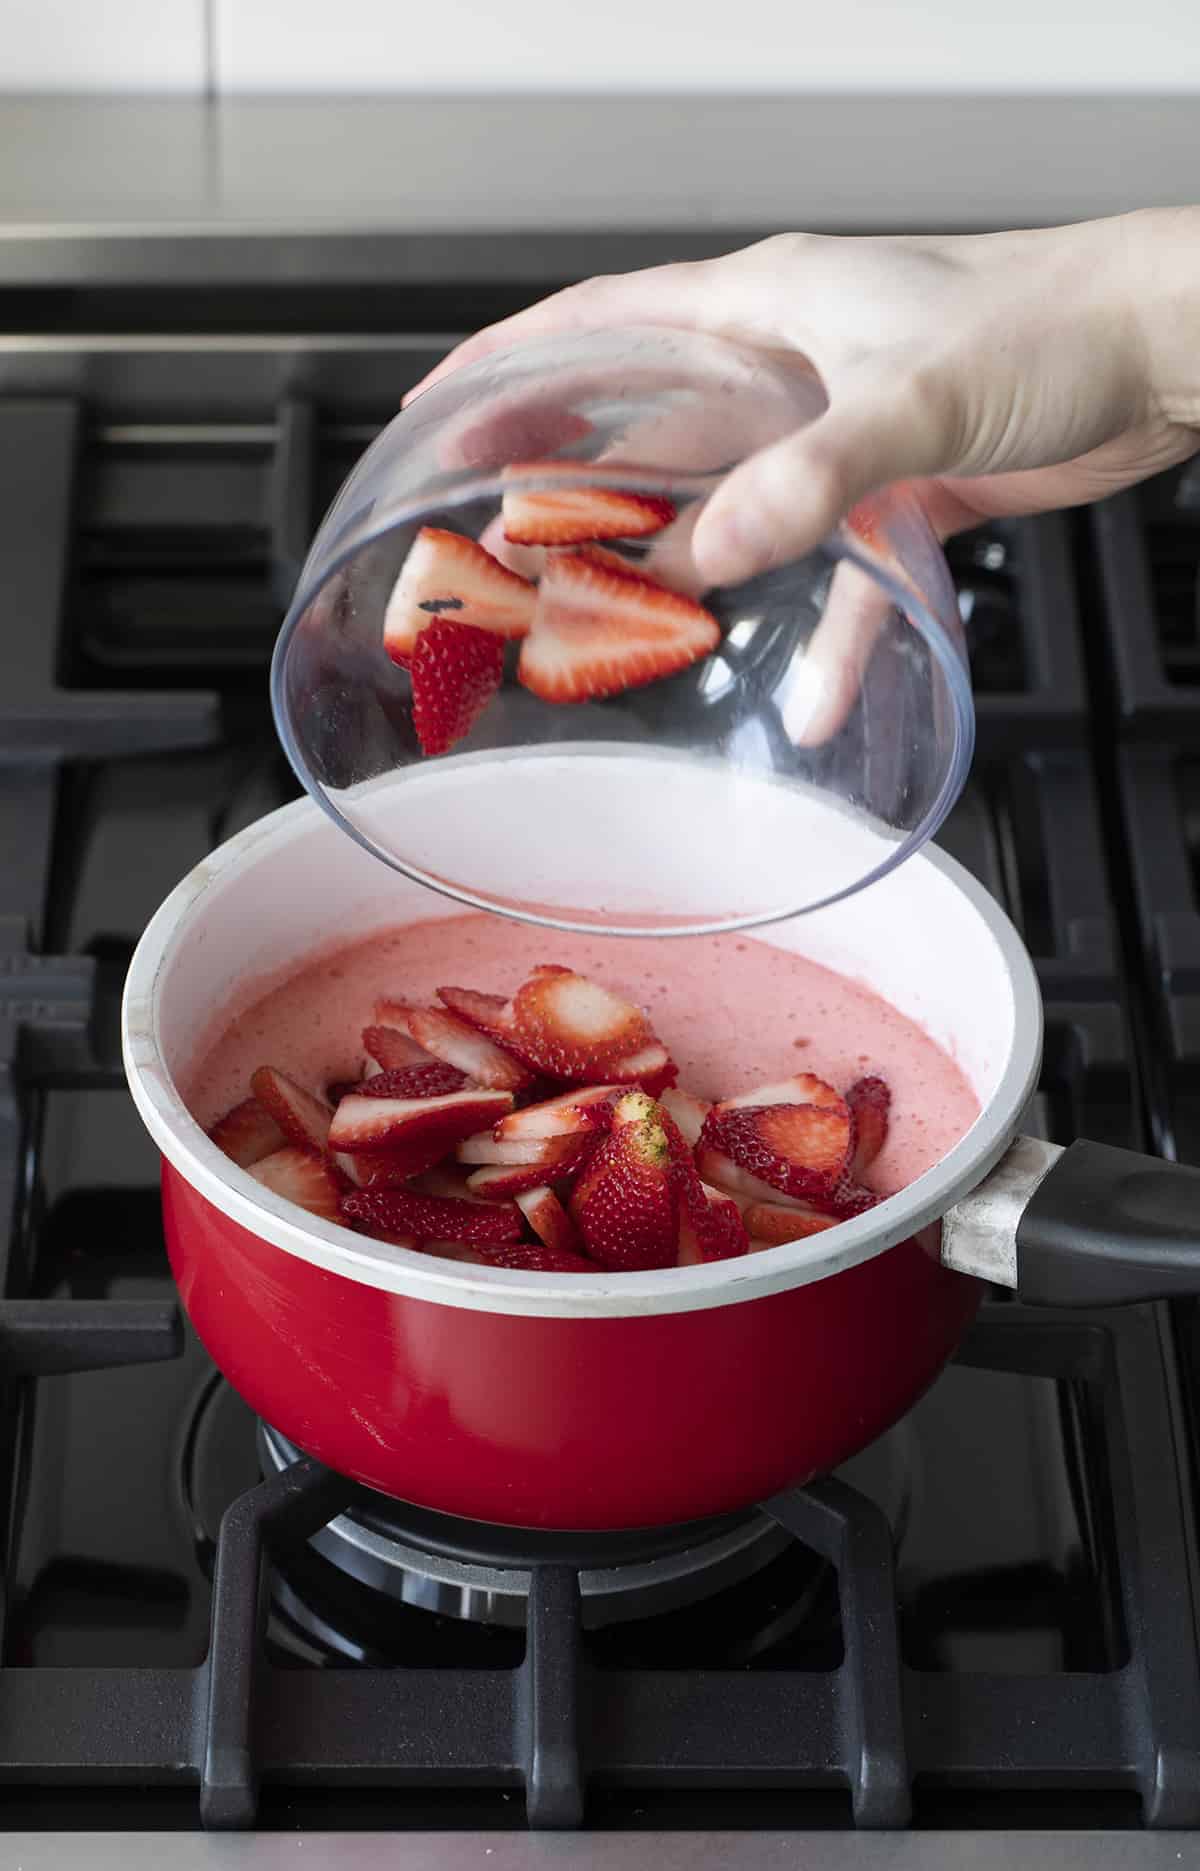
[847,1075,891,1177]
[570,1089,679,1272]
[376,999,534,1093]
[495,1084,618,1142]
[456,1129,588,1169]
[250,1066,335,1156]
[329,1085,513,1157]
[515,1185,585,1258]
[383,525,535,668]
[659,1087,712,1150]
[409,618,505,757]
[361,1024,432,1073]
[348,1061,469,1101]
[510,967,652,1080]
[208,1096,286,1169]
[247,1147,343,1223]
[465,1142,593,1199]
[518,545,720,704]
[501,463,677,546]
[700,1074,853,1203]
[474,1239,599,1274]
[341,1187,523,1247]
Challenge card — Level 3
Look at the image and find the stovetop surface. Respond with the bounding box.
[1,314,1199,1846]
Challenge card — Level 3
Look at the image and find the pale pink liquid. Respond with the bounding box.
[186,914,979,1199]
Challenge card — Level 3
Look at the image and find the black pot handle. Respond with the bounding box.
[942,1136,1200,1306]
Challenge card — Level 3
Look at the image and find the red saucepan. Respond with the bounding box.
[121,788,1200,1531]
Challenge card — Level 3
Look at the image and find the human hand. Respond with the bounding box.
[405,212,1200,588]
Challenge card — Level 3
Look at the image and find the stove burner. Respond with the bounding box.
[257,1421,791,1629]
[256,1410,916,1632]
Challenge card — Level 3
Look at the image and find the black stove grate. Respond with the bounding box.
[1,348,1199,1833]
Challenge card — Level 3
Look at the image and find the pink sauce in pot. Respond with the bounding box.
[185,913,979,1201]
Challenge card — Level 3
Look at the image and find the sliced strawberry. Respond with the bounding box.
[518,545,720,704]
[495,1084,618,1142]
[502,464,676,547]
[208,1096,286,1168]
[341,1187,522,1245]
[702,1075,852,1201]
[326,1080,361,1107]
[715,1073,848,1115]
[247,1147,342,1222]
[384,525,535,667]
[743,1201,839,1245]
[250,1066,334,1156]
[474,1239,599,1274]
[847,1075,891,1177]
[377,999,533,1093]
[347,1145,448,1187]
[510,968,649,1079]
[410,618,504,757]
[435,985,545,1067]
[695,1144,804,1210]
[659,1087,712,1150]
[606,1040,678,1095]
[657,1102,749,1266]
[329,1086,513,1155]
[456,1130,583,1168]
[516,1185,584,1258]
[350,1224,486,1266]
[361,1024,432,1072]
[351,1061,469,1100]
[678,1188,749,1264]
[465,1142,591,1198]
[570,1099,678,1271]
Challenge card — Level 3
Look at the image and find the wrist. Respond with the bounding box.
[1122,207,1200,432]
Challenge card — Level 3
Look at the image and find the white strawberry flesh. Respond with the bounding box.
[517,546,720,706]
[494,1084,618,1141]
[376,997,533,1092]
[383,525,535,667]
[329,1086,513,1154]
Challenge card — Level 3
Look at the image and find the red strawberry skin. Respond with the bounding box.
[518,546,720,705]
[571,1107,678,1271]
[700,1100,852,1202]
[410,619,504,756]
[342,1188,522,1246]
[847,1075,891,1177]
[474,1239,599,1273]
[361,1024,431,1072]
[351,1062,468,1100]
[659,1105,748,1264]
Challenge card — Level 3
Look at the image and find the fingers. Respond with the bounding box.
[402,261,725,406]
[777,561,892,748]
[692,367,957,587]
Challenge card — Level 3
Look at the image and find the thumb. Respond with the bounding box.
[692,369,956,587]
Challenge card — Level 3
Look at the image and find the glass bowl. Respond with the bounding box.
[271,326,972,936]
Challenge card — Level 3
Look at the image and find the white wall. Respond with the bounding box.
[2,0,1199,92]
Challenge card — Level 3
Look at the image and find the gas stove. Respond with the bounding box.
[1,294,1199,1867]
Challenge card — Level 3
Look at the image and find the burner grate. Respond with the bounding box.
[1092,469,1200,737]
